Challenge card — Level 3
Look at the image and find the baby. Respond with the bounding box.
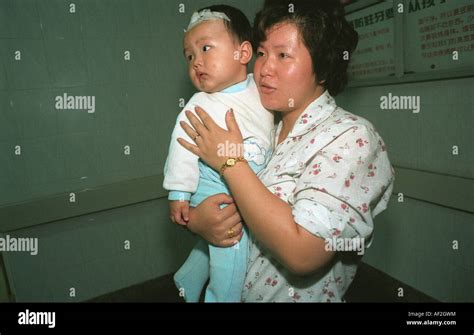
[163,5,274,302]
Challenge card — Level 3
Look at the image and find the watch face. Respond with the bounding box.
[227,158,236,166]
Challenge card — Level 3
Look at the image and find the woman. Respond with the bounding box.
[176,1,395,302]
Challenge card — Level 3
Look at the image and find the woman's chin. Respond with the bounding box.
[261,99,282,112]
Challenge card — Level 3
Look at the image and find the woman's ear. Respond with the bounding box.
[238,41,253,65]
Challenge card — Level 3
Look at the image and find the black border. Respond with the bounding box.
[0,302,472,333]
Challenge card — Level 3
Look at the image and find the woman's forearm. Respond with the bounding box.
[223,162,334,275]
[176,107,334,273]
[183,194,244,248]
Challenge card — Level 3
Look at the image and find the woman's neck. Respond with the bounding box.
[278,111,301,144]
[277,88,325,145]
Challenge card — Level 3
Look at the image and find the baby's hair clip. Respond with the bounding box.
[185,9,231,32]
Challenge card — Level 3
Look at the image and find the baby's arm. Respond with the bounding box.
[163,96,203,196]
[169,200,190,226]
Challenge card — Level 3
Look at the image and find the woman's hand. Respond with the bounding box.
[177,106,244,171]
[186,193,244,247]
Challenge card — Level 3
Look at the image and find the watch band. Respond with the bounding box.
[220,156,247,177]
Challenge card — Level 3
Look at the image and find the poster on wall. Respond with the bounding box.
[346,1,395,80]
[404,0,474,73]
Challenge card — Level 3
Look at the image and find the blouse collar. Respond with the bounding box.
[275,90,336,144]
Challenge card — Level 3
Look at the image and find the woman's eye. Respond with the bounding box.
[202,45,211,52]
[279,53,289,59]
[256,51,264,57]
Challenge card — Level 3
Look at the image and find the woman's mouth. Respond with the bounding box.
[259,83,276,94]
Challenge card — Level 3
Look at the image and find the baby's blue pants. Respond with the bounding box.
[173,160,255,302]
[173,225,248,302]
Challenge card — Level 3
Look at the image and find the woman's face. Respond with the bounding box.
[254,22,323,114]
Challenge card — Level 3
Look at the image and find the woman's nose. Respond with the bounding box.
[259,56,273,77]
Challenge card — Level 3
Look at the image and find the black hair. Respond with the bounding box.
[197,4,252,45]
[254,0,358,96]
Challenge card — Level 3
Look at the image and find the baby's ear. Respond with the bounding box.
[238,41,253,65]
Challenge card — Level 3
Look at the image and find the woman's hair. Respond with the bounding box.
[254,0,358,96]
[197,4,252,44]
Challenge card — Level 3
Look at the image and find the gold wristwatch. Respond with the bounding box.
[220,157,247,176]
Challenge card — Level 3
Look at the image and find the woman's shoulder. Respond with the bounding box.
[299,106,387,155]
[324,106,382,139]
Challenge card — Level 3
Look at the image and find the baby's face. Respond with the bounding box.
[183,20,243,93]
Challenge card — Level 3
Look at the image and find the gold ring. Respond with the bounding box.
[227,228,235,238]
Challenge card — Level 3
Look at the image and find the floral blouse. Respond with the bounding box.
[241,91,395,302]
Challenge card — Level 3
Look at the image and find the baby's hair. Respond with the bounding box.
[197,4,252,45]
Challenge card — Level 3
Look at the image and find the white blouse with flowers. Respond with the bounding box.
[241,91,395,302]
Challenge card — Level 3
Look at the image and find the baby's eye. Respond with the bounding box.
[186,54,193,62]
[202,45,211,52]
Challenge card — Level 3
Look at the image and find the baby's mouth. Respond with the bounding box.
[197,72,209,81]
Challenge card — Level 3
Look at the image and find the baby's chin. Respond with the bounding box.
[193,80,222,94]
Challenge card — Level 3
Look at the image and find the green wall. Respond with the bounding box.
[0,0,264,301]
[337,78,474,302]
[0,254,11,301]
[0,0,262,205]
[2,199,197,302]
[337,0,474,302]
[0,0,472,302]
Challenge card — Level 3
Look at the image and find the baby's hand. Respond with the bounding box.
[169,201,190,226]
